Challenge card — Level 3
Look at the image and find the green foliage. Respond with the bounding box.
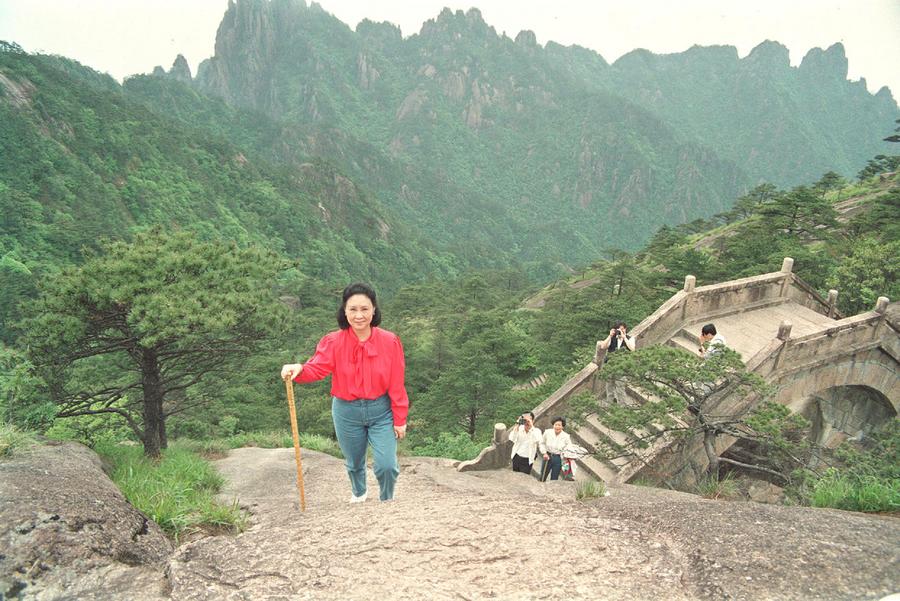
[833,419,900,482]
[97,442,247,540]
[171,431,343,459]
[44,407,136,448]
[411,431,485,461]
[847,187,900,243]
[0,345,54,429]
[597,346,766,437]
[826,237,900,315]
[758,186,838,241]
[2,31,898,478]
[857,155,900,181]
[20,230,287,455]
[809,469,899,513]
[798,420,900,513]
[0,422,36,458]
[586,346,813,483]
[575,479,607,500]
[695,472,739,500]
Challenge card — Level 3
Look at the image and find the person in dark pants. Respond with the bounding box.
[509,412,541,474]
[540,417,573,481]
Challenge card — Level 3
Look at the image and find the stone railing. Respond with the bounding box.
[457,423,513,472]
[629,258,836,349]
[747,296,898,379]
[531,362,598,430]
[643,296,900,486]
[457,258,880,474]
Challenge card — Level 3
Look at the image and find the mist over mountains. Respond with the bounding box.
[1,0,897,288]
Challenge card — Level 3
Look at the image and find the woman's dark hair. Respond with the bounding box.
[336,282,382,329]
[552,416,566,427]
[701,323,717,336]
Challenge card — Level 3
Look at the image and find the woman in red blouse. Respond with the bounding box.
[281,283,408,503]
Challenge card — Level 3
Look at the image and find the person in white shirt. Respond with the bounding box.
[508,412,542,474]
[540,417,573,481]
[698,323,727,359]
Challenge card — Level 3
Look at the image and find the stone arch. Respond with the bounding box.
[774,349,899,413]
[772,349,898,447]
[799,385,895,448]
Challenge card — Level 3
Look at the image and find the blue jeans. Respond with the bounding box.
[541,454,562,481]
[331,395,399,501]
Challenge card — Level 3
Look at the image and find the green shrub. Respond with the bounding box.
[96,443,247,541]
[0,422,36,458]
[696,473,738,500]
[803,420,900,513]
[411,431,484,461]
[810,469,899,513]
[576,479,607,500]
[44,411,135,448]
[225,430,292,449]
[297,433,343,458]
[169,438,229,458]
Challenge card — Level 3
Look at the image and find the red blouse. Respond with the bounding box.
[295,327,409,426]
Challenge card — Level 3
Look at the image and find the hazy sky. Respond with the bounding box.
[1,0,898,100]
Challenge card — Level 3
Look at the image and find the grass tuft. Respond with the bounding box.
[696,473,738,500]
[810,469,899,513]
[171,431,343,459]
[0,423,37,458]
[96,443,247,541]
[576,479,607,500]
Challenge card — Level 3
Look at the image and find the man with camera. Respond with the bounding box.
[508,411,542,474]
[599,321,636,356]
[599,322,636,405]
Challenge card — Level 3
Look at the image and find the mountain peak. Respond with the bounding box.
[420,6,497,39]
[799,43,848,80]
[515,30,538,47]
[746,40,790,68]
[169,54,192,83]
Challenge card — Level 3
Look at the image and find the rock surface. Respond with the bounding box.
[0,441,172,600]
[3,443,898,600]
[167,448,900,601]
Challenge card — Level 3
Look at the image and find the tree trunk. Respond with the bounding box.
[140,347,164,458]
[158,399,168,451]
[468,410,477,440]
[703,429,719,479]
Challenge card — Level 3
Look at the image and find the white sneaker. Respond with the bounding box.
[349,492,367,503]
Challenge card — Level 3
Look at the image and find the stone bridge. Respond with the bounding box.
[460,258,898,484]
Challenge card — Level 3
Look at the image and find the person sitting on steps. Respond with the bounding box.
[698,323,727,359]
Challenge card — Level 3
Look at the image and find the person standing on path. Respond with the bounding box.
[281,283,408,503]
[509,412,542,474]
[540,417,573,481]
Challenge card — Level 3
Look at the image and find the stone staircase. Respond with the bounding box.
[568,291,844,482]
[459,258,898,483]
[529,259,896,484]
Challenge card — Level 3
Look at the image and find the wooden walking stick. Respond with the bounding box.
[284,379,307,511]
